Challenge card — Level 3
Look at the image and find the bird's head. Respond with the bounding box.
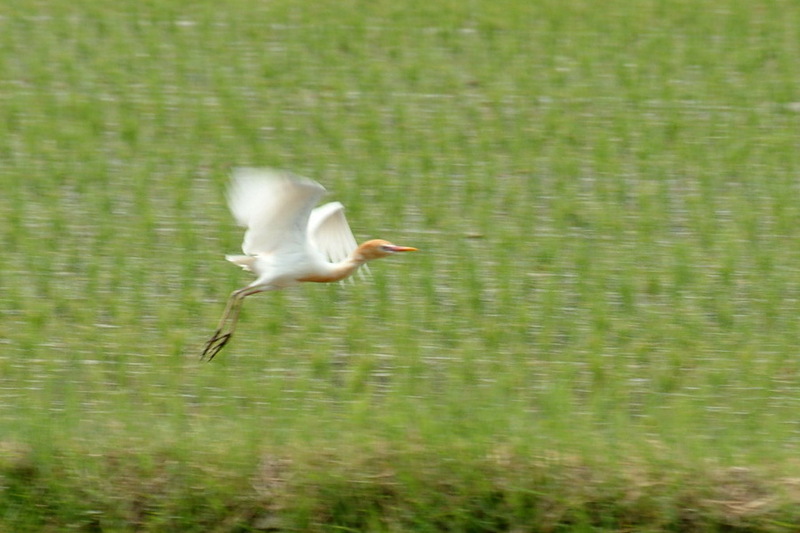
[356,239,418,261]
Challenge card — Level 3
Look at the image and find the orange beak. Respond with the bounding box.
[387,245,418,252]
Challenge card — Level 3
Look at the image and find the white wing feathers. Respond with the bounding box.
[308,201,370,279]
[226,168,366,277]
[308,202,357,263]
[227,168,325,256]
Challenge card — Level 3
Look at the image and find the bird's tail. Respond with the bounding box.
[226,255,256,272]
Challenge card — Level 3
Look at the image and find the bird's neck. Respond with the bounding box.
[330,256,366,282]
[299,256,364,284]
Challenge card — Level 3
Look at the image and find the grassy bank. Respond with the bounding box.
[2,0,800,530]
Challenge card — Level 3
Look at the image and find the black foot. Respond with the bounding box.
[201,330,232,362]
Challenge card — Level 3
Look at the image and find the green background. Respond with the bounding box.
[1,1,800,530]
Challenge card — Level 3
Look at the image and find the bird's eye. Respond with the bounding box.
[380,245,395,253]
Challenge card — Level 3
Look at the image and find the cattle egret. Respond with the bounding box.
[201,168,417,361]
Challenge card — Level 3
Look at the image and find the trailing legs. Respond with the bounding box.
[201,286,263,361]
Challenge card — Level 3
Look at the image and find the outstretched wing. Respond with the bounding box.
[227,168,326,256]
[308,201,370,279]
[307,202,358,263]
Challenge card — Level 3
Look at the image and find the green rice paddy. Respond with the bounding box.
[1,0,800,530]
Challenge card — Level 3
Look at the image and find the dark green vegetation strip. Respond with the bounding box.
[3,441,799,531]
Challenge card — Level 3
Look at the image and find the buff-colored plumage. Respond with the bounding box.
[201,169,416,361]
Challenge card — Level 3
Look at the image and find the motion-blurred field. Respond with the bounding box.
[2,0,800,531]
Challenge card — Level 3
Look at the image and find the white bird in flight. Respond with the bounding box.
[201,168,417,361]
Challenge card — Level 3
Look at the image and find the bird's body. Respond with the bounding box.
[201,168,417,361]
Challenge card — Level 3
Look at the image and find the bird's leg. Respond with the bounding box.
[202,292,244,361]
[201,287,251,361]
[201,309,239,361]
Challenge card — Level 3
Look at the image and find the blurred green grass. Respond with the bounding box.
[2,0,800,530]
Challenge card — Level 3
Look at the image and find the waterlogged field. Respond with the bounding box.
[2,0,800,531]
